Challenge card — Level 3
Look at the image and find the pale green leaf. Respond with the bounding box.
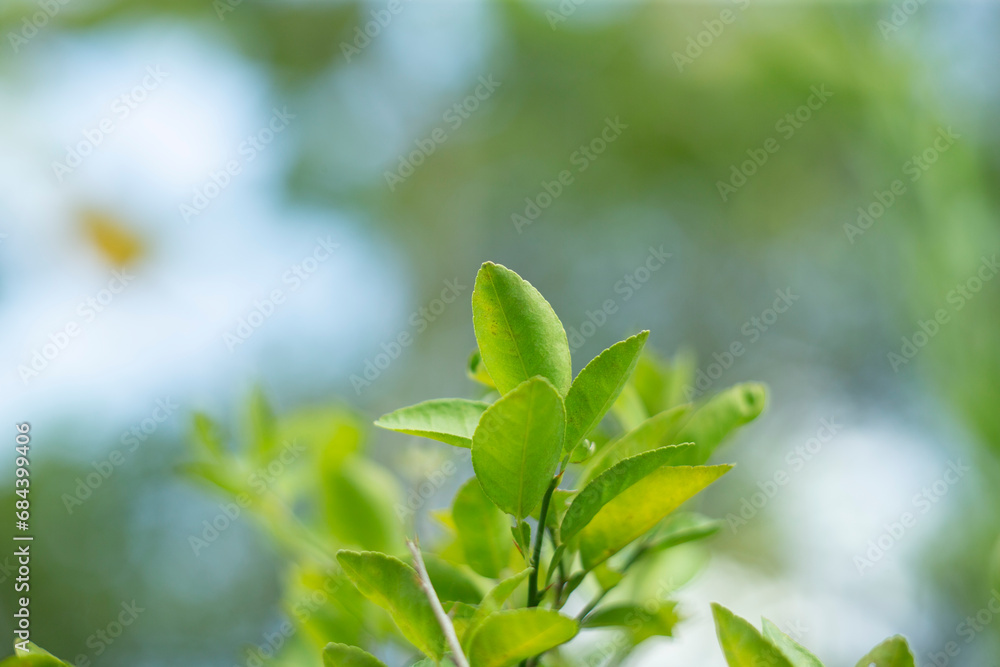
[192,412,224,456]
[322,643,388,667]
[583,602,679,644]
[562,445,696,541]
[582,405,691,483]
[467,349,497,389]
[761,619,824,667]
[854,637,915,667]
[467,609,579,667]
[472,262,572,395]
[712,604,793,667]
[423,555,482,604]
[325,458,402,552]
[674,383,766,465]
[248,386,277,458]
[564,331,649,452]
[646,513,723,554]
[453,478,513,578]
[579,465,732,569]
[375,399,490,449]
[471,377,566,518]
[463,569,533,651]
[336,550,446,660]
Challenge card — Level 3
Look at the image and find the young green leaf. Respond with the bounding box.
[472,262,572,395]
[467,349,497,389]
[322,643,388,667]
[452,478,513,578]
[854,637,915,667]
[463,569,533,651]
[192,412,224,456]
[711,603,793,667]
[564,331,649,453]
[248,386,277,459]
[511,521,531,559]
[582,602,679,644]
[325,458,402,552]
[466,609,579,667]
[471,377,566,519]
[581,405,691,483]
[561,445,696,542]
[645,513,723,554]
[578,464,732,569]
[336,550,446,660]
[761,619,824,667]
[4,643,69,667]
[375,399,490,449]
[674,383,766,465]
[423,555,483,604]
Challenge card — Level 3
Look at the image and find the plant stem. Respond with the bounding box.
[527,473,561,608]
[406,538,470,667]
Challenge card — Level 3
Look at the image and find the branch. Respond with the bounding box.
[406,538,470,667]
[527,472,562,607]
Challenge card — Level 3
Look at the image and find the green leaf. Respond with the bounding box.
[564,331,649,452]
[464,569,533,651]
[277,406,361,470]
[582,602,679,644]
[674,383,766,465]
[325,458,402,551]
[192,412,224,456]
[2,643,69,667]
[632,348,695,415]
[471,377,566,519]
[375,399,490,449]
[466,609,579,667]
[645,513,723,554]
[423,554,483,604]
[511,520,531,559]
[854,637,915,667]
[453,478,512,578]
[581,405,691,483]
[336,550,446,660]
[578,464,732,569]
[472,262,572,396]
[712,604,793,667]
[322,643,388,667]
[467,349,497,389]
[562,445,696,541]
[761,619,824,667]
[248,386,277,459]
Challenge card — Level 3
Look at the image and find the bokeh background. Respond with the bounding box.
[2,0,1000,665]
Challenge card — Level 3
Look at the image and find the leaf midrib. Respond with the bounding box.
[484,267,531,386]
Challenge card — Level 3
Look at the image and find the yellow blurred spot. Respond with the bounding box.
[80,211,145,267]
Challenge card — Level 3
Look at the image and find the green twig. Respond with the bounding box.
[527,473,562,608]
